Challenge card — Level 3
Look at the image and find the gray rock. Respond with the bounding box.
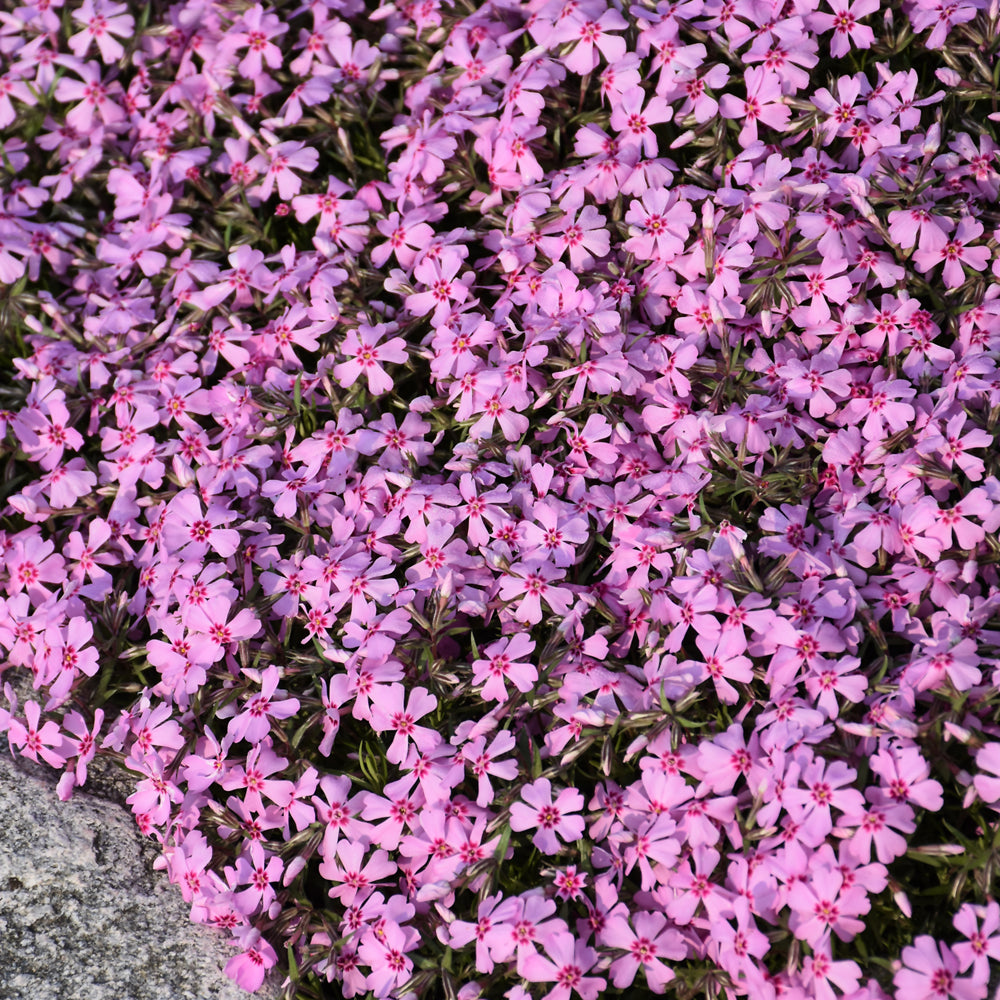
[0,750,280,1000]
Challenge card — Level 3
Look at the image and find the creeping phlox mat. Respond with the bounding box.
[1,0,1000,998]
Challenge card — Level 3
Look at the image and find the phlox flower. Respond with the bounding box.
[227,666,301,744]
[225,928,278,992]
[912,217,991,289]
[8,700,71,767]
[456,474,510,548]
[696,724,767,795]
[57,708,104,796]
[368,683,439,765]
[372,210,436,270]
[4,532,66,603]
[916,416,994,483]
[319,840,398,906]
[706,900,771,979]
[460,729,518,807]
[126,749,184,825]
[53,60,126,131]
[810,0,878,56]
[539,205,609,271]
[974,742,1000,807]
[664,845,734,925]
[689,628,753,705]
[184,597,261,658]
[181,729,237,794]
[333,322,408,394]
[68,0,135,63]
[311,774,373,853]
[446,892,513,974]
[870,744,944,811]
[519,932,604,1000]
[510,778,585,855]
[37,463,97,518]
[163,829,214,905]
[803,656,868,718]
[227,3,287,81]
[623,189,694,262]
[797,942,863,1000]
[227,839,284,915]
[249,140,319,201]
[552,866,588,902]
[893,936,980,1000]
[787,861,871,946]
[909,0,980,49]
[719,67,790,146]
[784,756,865,847]
[601,911,685,992]
[497,560,574,625]
[887,205,950,251]
[471,634,538,702]
[491,119,547,186]
[219,744,295,814]
[952,901,1000,977]
[358,921,419,999]
[11,398,84,472]
[839,377,916,443]
[609,87,672,158]
[406,248,472,322]
[549,9,628,74]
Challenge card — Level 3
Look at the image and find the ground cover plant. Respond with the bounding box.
[1,0,1000,997]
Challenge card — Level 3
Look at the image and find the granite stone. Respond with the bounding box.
[0,750,280,1000]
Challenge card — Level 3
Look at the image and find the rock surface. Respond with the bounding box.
[0,751,280,1000]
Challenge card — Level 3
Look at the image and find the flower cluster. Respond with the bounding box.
[1,0,1000,999]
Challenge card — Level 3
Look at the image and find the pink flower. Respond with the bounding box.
[358,921,419,998]
[798,942,862,1000]
[53,60,126,131]
[893,936,980,1000]
[790,256,854,324]
[220,744,295,814]
[609,87,672,158]
[227,666,301,745]
[913,217,991,288]
[952,902,1000,977]
[8,700,71,767]
[623,189,694,262]
[601,912,685,992]
[319,837,397,906]
[333,322,409,394]
[461,729,519,807]
[227,839,284,915]
[162,490,241,559]
[226,3,287,81]
[887,205,950,251]
[519,932,604,1000]
[368,683,439,765]
[497,560,574,625]
[810,0,879,56]
[250,140,320,201]
[59,708,104,792]
[510,778,585,854]
[372,210,436,270]
[224,929,278,992]
[471,634,538,702]
[972,741,1000,806]
[719,67,790,146]
[689,628,753,705]
[539,205,610,271]
[550,9,628,74]
[68,0,135,64]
